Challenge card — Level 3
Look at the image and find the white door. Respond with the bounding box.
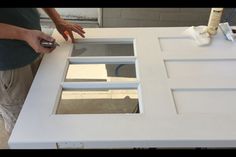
[8,27,236,149]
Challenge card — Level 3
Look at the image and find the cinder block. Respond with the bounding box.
[160,13,209,22]
[102,8,213,28]
[156,21,208,27]
[103,18,141,27]
[137,20,159,27]
[121,8,180,12]
[102,8,122,18]
[154,8,181,12]
[180,8,211,13]
[121,10,159,20]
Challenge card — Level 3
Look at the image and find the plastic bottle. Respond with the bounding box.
[207,8,224,35]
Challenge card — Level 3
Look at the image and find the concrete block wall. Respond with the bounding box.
[102,8,236,27]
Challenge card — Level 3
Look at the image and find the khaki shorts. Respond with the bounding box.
[0,55,43,133]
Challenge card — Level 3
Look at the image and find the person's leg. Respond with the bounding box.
[0,55,43,134]
[0,65,33,133]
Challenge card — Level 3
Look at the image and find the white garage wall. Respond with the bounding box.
[38,8,99,20]
[38,8,101,35]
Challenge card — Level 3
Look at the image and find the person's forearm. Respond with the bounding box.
[42,8,62,24]
[0,23,29,41]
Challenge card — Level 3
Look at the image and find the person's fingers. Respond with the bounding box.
[74,24,85,32]
[67,31,75,43]
[60,31,68,41]
[75,25,85,34]
[64,31,69,36]
[75,24,83,29]
[71,26,85,38]
[39,32,54,42]
[75,25,85,33]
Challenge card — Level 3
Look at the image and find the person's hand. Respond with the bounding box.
[24,30,56,53]
[54,18,85,43]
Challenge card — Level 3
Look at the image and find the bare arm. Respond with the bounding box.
[42,8,85,42]
[0,23,55,53]
[0,23,28,41]
[41,8,61,24]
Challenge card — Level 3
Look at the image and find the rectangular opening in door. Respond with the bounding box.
[65,64,137,82]
[56,89,139,114]
[72,40,134,56]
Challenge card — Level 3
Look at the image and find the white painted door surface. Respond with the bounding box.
[8,27,236,149]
